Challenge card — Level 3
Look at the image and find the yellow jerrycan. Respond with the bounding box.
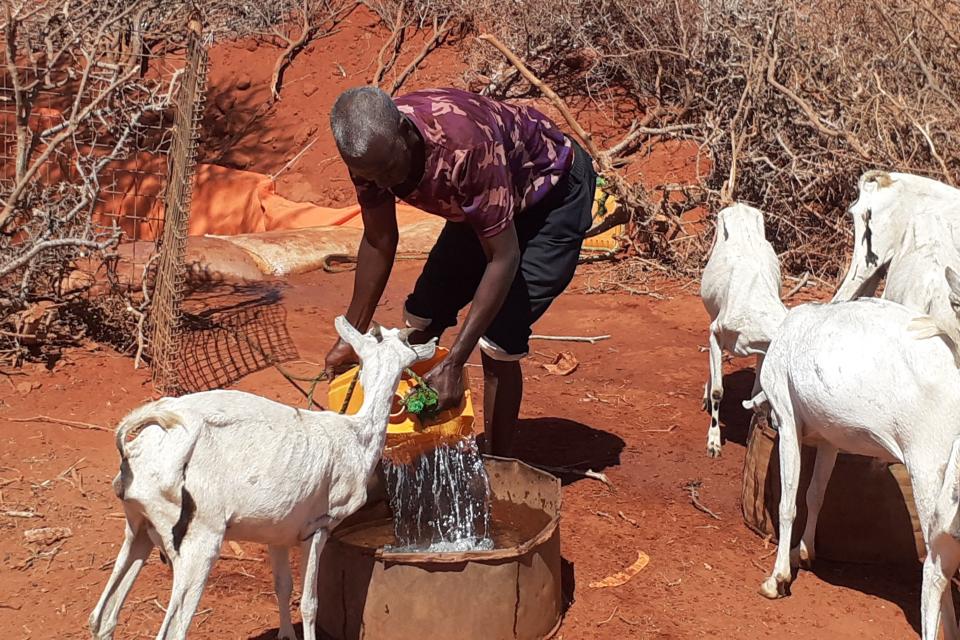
[327,347,476,459]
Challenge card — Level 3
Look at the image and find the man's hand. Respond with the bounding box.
[423,358,465,412]
[324,338,359,381]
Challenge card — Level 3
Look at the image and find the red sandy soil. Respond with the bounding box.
[0,8,918,640]
[199,4,700,209]
[0,264,921,639]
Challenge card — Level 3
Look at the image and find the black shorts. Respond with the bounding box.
[403,139,597,360]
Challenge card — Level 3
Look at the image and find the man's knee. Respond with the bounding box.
[479,335,527,363]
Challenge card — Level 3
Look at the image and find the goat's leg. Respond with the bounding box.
[268,545,297,640]
[299,529,329,640]
[89,518,154,639]
[706,325,724,458]
[794,444,837,570]
[750,353,765,399]
[759,406,801,599]
[921,552,955,640]
[155,530,222,640]
[942,584,960,640]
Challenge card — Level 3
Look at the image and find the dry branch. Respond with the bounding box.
[477,34,600,161]
[269,0,358,101]
[9,415,111,432]
[372,2,406,86]
[388,15,453,95]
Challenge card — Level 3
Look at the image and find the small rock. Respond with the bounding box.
[245,39,259,52]
[16,381,40,395]
[24,526,72,546]
[236,75,251,91]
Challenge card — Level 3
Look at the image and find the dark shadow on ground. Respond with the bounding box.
[176,280,298,393]
[509,417,626,486]
[814,560,926,636]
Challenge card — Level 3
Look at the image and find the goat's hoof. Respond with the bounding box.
[707,443,722,458]
[792,544,814,570]
[758,576,788,599]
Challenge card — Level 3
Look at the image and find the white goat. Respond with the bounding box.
[833,170,960,302]
[88,317,436,640]
[747,296,960,640]
[882,211,960,357]
[699,203,787,457]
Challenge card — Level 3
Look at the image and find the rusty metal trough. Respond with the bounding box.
[316,456,563,640]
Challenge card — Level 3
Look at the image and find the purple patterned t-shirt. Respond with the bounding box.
[350,88,573,238]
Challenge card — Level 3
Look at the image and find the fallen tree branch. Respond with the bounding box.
[783,271,809,299]
[531,464,614,488]
[684,480,720,520]
[9,415,111,433]
[529,334,611,344]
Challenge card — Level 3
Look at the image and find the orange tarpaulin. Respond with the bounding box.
[95,158,436,241]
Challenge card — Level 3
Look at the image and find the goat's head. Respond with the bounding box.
[715,203,766,244]
[334,316,437,370]
[834,171,902,301]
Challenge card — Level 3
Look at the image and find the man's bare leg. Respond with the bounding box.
[481,352,522,457]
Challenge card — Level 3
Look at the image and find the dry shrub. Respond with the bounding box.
[0,0,274,367]
[394,0,960,278]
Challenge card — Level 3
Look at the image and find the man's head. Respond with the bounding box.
[330,86,414,189]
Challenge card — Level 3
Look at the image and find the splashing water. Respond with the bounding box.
[383,436,494,552]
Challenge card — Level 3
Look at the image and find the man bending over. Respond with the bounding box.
[324,86,597,456]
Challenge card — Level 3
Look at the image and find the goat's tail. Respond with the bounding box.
[115,400,183,459]
[907,315,960,367]
[742,390,768,413]
[114,399,205,503]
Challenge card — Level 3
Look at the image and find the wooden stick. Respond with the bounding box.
[477,34,601,162]
[531,464,613,488]
[269,134,321,180]
[529,334,611,344]
[372,3,405,86]
[783,271,810,299]
[597,606,619,626]
[389,16,453,95]
[8,415,110,432]
[685,482,721,520]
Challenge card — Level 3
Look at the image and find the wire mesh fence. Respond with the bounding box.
[149,16,209,395]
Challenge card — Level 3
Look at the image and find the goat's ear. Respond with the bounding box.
[334,316,364,349]
[369,321,383,343]
[946,267,960,309]
[946,266,960,293]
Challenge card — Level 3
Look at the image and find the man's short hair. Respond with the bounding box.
[330,86,402,160]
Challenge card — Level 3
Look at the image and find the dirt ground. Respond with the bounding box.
[0,7,925,639]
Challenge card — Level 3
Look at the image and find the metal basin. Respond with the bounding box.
[317,456,562,640]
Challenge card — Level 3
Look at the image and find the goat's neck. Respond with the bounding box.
[350,359,404,472]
